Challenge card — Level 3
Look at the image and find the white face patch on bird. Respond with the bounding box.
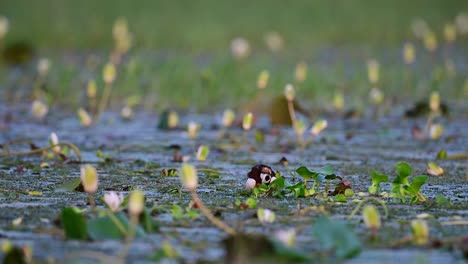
[246,164,277,190]
[260,173,273,184]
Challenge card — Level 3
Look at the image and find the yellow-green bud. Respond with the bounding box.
[242,112,254,131]
[411,219,429,245]
[80,165,98,194]
[181,163,198,191]
[128,189,144,216]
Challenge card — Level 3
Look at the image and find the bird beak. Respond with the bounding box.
[246,178,257,190]
[270,176,277,183]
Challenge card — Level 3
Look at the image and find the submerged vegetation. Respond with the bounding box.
[0,1,467,263]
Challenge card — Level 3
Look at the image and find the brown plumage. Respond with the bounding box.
[247,164,275,186]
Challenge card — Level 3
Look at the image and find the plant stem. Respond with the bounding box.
[286,99,301,145]
[444,153,468,160]
[88,194,96,214]
[106,210,128,236]
[0,142,82,161]
[190,190,236,235]
[95,82,113,122]
[423,111,436,138]
[348,197,388,220]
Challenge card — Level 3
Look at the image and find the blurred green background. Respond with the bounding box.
[1,0,467,112]
[2,0,467,51]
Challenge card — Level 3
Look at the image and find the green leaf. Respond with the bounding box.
[87,212,144,240]
[140,209,159,233]
[270,177,285,189]
[334,194,347,202]
[312,216,361,259]
[61,207,88,240]
[436,149,447,160]
[296,166,316,179]
[370,170,388,185]
[55,178,82,192]
[314,165,335,176]
[409,176,428,193]
[394,162,412,183]
[435,194,450,206]
[245,198,257,209]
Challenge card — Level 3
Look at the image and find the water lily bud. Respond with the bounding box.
[196,145,209,161]
[367,59,380,84]
[411,219,429,245]
[115,33,132,54]
[333,90,345,111]
[128,189,144,216]
[429,124,444,140]
[455,13,468,35]
[242,112,253,131]
[369,88,384,105]
[310,119,328,136]
[180,163,198,191]
[275,229,296,247]
[113,17,129,40]
[230,37,250,60]
[403,42,415,65]
[427,162,444,176]
[168,111,179,129]
[411,19,429,39]
[49,132,60,153]
[37,58,51,77]
[87,80,97,99]
[295,62,307,83]
[80,165,98,194]
[0,16,9,39]
[222,109,235,128]
[257,208,276,224]
[284,84,295,101]
[362,205,381,234]
[104,191,124,212]
[187,121,199,139]
[444,23,457,43]
[264,31,284,52]
[1,240,12,252]
[257,70,270,90]
[77,108,92,127]
[423,31,437,53]
[103,63,117,84]
[31,100,49,120]
[120,105,133,120]
[429,91,440,112]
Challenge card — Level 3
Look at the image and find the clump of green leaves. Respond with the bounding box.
[252,165,349,200]
[391,162,428,203]
[368,170,388,195]
[171,204,199,220]
[369,162,428,203]
[295,165,337,196]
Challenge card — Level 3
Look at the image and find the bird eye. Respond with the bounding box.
[264,175,271,183]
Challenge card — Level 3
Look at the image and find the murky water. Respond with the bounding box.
[0,102,467,263]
